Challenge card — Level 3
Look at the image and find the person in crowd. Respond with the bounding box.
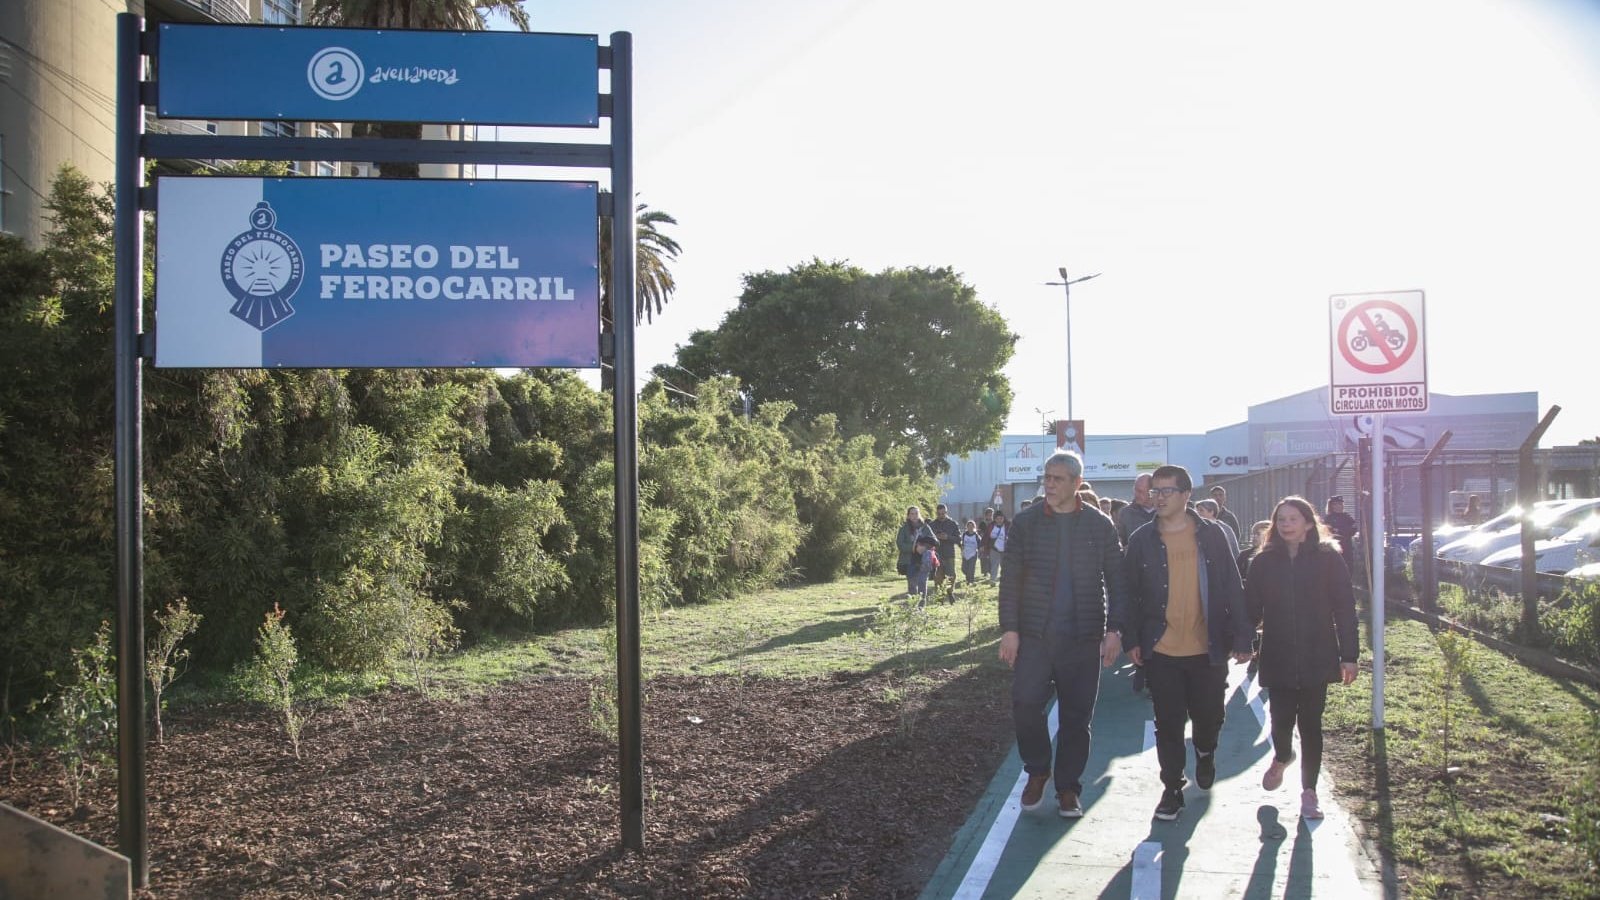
[1124,465,1253,822]
[961,519,982,586]
[1238,520,1272,577]
[1463,494,1484,526]
[979,507,997,580]
[998,449,1128,819]
[1108,497,1129,521]
[1079,487,1103,513]
[930,503,963,591]
[908,533,940,606]
[1196,499,1240,552]
[1237,519,1273,675]
[1323,496,1359,567]
[1020,498,1034,510]
[1117,473,1158,546]
[1209,485,1244,548]
[1099,497,1114,516]
[896,506,936,597]
[988,512,1009,584]
[1245,496,1359,820]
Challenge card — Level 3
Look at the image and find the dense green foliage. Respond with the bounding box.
[668,259,1016,473]
[0,169,950,714]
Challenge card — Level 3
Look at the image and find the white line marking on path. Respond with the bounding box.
[1131,840,1163,900]
[951,702,1060,900]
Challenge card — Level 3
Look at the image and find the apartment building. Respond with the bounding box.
[1,0,474,247]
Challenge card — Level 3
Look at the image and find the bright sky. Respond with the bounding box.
[513,0,1600,448]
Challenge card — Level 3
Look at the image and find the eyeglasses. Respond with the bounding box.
[1150,486,1187,498]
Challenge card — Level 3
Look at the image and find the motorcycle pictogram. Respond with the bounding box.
[1349,313,1406,353]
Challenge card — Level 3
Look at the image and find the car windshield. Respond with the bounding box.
[1476,509,1521,532]
[1554,516,1600,542]
[1535,502,1600,532]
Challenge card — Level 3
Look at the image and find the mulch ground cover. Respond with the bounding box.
[2,668,1014,898]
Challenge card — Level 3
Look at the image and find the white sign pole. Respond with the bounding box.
[1370,413,1385,731]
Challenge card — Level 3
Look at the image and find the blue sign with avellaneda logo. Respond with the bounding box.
[156,24,598,126]
[154,177,599,368]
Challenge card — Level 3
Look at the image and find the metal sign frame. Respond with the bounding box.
[114,17,645,887]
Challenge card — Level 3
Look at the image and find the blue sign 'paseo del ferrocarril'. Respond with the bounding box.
[156,24,598,125]
[155,177,599,368]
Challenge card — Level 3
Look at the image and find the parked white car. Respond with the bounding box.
[1407,507,1523,565]
[1479,515,1600,574]
[1435,499,1600,565]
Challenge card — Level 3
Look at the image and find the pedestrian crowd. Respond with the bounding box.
[900,449,1360,824]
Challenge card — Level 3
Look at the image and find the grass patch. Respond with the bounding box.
[418,574,1006,691]
[1324,612,1600,897]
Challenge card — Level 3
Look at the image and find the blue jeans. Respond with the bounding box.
[907,570,928,598]
[1012,632,1102,797]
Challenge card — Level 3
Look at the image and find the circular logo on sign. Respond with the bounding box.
[308,47,364,102]
[220,202,303,332]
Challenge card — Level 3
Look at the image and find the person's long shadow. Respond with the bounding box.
[1240,805,1289,899]
[1212,666,1273,785]
[970,669,1153,899]
[1094,791,1210,899]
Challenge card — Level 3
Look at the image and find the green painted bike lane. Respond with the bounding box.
[921,662,1389,899]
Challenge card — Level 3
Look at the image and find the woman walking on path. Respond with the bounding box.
[897,506,936,598]
[1244,496,1359,820]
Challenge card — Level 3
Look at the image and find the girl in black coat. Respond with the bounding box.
[1245,496,1359,820]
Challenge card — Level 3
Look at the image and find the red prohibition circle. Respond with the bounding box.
[1338,300,1418,374]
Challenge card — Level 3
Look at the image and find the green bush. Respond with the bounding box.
[1546,582,1600,668]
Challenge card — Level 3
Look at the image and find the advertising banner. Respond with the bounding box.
[154,177,598,368]
[1001,436,1056,483]
[156,24,599,126]
[1083,437,1167,480]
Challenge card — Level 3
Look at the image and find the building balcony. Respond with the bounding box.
[147,0,249,25]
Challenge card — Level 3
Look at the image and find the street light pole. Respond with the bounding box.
[1044,267,1100,423]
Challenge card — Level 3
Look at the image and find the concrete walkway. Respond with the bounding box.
[920,661,1388,899]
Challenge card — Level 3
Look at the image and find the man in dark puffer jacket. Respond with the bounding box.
[998,449,1129,819]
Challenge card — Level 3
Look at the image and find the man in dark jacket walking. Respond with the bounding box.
[1124,465,1254,822]
[930,504,963,593]
[999,449,1129,818]
[1117,473,1158,547]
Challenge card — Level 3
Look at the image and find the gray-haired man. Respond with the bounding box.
[998,449,1129,818]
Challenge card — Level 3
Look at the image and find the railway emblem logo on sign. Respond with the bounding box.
[220,202,304,332]
[1328,290,1427,415]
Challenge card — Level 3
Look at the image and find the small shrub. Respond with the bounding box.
[588,621,619,741]
[147,597,202,744]
[1546,582,1600,669]
[30,622,116,812]
[1434,626,1477,774]
[244,605,303,758]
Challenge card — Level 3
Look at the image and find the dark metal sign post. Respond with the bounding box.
[114,17,645,886]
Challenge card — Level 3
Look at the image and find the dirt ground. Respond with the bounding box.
[1,668,1015,898]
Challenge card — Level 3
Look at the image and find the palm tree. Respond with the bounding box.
[601,203,682,327]
[306,0,530,178]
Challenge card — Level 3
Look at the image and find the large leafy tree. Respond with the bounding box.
[306,0,531,177]
[667,259,1015,473]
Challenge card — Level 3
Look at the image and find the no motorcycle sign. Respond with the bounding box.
[1328,290,1428,414]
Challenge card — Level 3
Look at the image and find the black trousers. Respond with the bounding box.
[1268,683,1329,789]
[1147,652,1228,790]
